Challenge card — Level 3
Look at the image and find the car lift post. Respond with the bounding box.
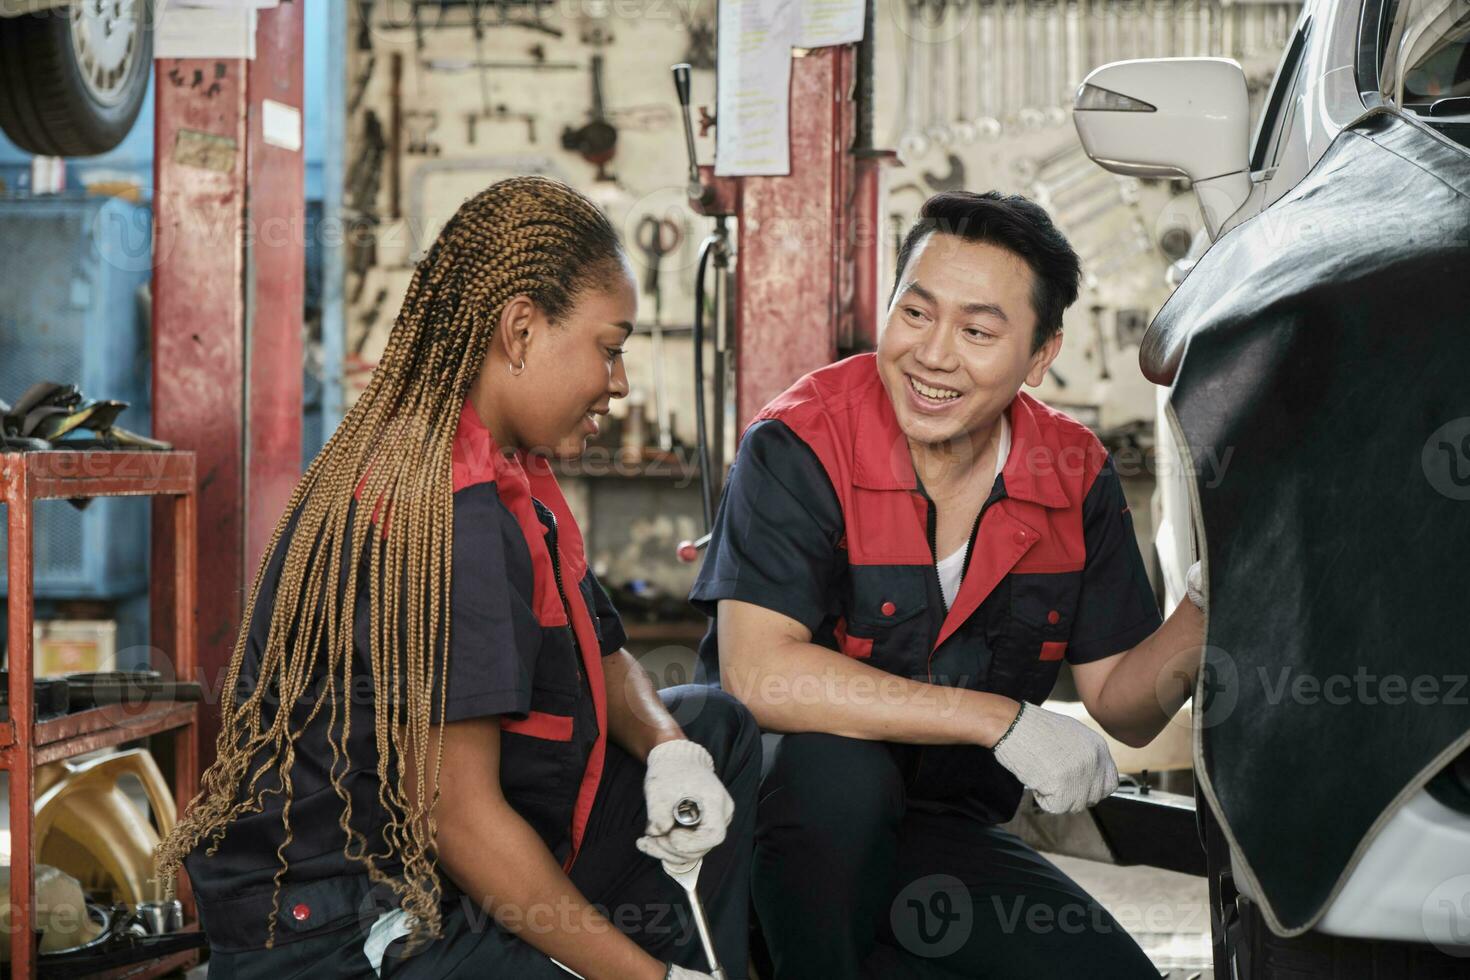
[152,4,305,766]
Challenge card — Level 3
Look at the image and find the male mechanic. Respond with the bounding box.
[691,191,1206,977]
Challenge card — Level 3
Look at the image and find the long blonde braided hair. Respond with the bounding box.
[156,175,626,943]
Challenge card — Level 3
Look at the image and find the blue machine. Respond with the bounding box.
[0,196,153,600]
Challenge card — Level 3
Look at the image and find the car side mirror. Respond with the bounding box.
[1072,58,1252,239]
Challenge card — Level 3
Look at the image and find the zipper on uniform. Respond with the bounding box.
[542,505,582,682]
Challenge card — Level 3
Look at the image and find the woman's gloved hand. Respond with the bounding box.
[665,964,715,979]
[636,739,734,866]
[991,702,1119,814]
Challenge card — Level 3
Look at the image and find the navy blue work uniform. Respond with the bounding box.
[691,354,1162,978]
[189,399,760,978]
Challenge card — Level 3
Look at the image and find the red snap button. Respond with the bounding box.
[1012,530,1027,545]
[1047,610,1060,625]
[291,903,311,922]
[881,601,897,616]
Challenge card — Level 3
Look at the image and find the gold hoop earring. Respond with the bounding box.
[508,357,526,377]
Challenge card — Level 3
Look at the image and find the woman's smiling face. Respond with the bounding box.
[475,258,638,457]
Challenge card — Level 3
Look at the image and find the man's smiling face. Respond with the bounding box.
[877,231,1063,450]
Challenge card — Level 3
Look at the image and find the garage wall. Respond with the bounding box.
[340,0,1297,595]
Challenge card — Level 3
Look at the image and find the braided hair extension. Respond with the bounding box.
[156,176,625,944]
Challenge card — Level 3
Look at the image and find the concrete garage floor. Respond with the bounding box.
[1048,853,1214,977]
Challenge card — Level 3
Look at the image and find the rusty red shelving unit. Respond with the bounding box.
[1,450,199,978]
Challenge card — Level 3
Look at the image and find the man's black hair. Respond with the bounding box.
[890,191,1082,352]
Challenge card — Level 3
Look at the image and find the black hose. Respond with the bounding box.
[855,0,876,152]
[692,232,718,531]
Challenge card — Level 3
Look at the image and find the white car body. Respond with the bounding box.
[1078,0,1470,948]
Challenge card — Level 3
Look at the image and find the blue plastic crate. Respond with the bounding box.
[0,197,153,599]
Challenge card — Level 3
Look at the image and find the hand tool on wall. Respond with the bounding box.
[922,153,967,191]
[660,799,727,980]
[403,110,441,155]
[348,54,376,116]
[373,0,562,39]
[1045,166,1119,210]
[1148,0,1169,58]
[1019,0,1046,129]
[608,105,676,132]
[389,51,404,219]
[1088,304,1111,380]
[974,0,1003,138]
[465,104,538,145]
[682,12,716,70]
[562,53,619,180]
[422,56,580,72]
[925,0,953,147]
[1002,0,1025,130]
[672,62,734,530]
[636,214,684,452]
[1044,0,1067,125]
[1098,0,1116,67]
[1054,176,1140,232]
[1065,0,1086,109]
[1080,218,1153,284]
[897,0,931,159]
[1015,140,1087,185]
[951,0,977,142]
[1026,155,1106,206]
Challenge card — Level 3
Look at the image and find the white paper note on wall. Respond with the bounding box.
[154,4,258,59]
[715,0,800,177]
[798,0,866,47]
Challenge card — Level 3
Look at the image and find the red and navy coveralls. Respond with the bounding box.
[189,400,759,979]
[690,354,1161,978]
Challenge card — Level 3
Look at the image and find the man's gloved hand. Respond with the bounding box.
[992,702,1119,814]
[1185,560,1206,611]
[665,964,715,979]
[636,739,734,866]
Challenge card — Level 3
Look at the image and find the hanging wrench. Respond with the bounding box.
[1044,0,1068,125]
[898,0,932,160]
[662,799,726,980]
[1019,0,1046,129]
[952,0,978,142]
[1065,0,1085,106]
[974,0,1003,138]
[926,0,955,146]
[1149,0,1168,58]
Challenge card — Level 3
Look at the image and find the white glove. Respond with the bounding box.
[665,965,715,979]
[992,702,1119,814]
[1185,560,1206,611]
[636,739,734,866]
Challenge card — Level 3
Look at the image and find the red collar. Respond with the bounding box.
[451,399,590,597]
[848,354,1069,508]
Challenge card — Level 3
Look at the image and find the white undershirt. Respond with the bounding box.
[937,415,1011,610]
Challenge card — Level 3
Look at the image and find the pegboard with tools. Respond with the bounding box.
[874,0,1301,432]
[344,0,716,459]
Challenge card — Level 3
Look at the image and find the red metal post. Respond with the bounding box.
[172,478,200,921]
[153,3,305,767]
[152,55,248,761]
[245,2,305,575]
[5,459,36,975]
[851,150,898,352]
[734,46,858,427]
